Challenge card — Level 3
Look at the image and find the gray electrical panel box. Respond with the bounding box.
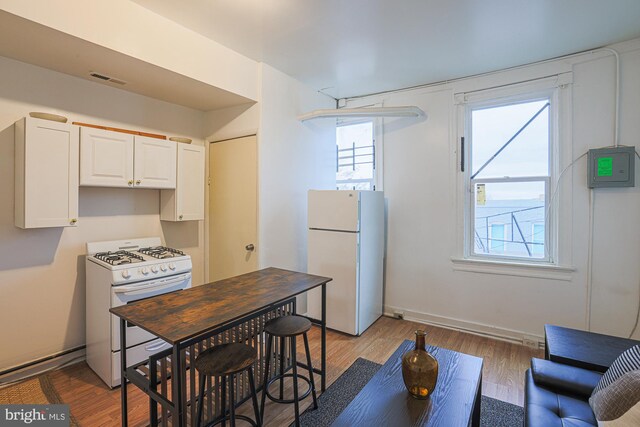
[587,146,635,188]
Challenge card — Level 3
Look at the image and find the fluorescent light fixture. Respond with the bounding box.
[298,106,426,122]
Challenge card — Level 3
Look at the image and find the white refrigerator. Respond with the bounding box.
[306,190,384,336]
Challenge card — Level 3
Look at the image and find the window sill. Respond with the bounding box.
[450,257,575,281]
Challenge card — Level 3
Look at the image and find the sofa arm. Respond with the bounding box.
[531,358,602,398]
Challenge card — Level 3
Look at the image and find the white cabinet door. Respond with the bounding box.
[15,117,79,228]
[133,136,176,189]
[80,127,134,187]
[161,144,204,221]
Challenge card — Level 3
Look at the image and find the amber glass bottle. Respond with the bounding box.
[401,330,439,399]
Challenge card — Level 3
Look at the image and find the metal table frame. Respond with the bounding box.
[118,283,327,426]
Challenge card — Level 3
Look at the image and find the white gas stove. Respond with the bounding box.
[85,237,192,388]
[87,238,192,284]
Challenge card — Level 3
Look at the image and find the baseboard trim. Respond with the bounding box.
[0,346,86,385]
[384,305,545,350]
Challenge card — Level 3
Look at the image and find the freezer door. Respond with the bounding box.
[308,190,360,232]
[307,229,359,335]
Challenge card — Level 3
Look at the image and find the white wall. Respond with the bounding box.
[344,38,640,342]
[257,64,336,274]
[0,56,206,370]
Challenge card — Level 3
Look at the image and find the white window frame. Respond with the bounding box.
[335,117,383,191]
[531,222,545,256]
[456,76,570,266]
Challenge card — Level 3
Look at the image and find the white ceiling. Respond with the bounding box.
[135,0,640,99]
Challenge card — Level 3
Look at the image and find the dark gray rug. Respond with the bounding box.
[296,358,523,427]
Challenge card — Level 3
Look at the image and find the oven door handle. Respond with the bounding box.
[113,273,191,295]
[145,339,171,352]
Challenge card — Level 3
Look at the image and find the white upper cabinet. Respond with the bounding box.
[15,117,79,228]
[80,128,176,189]
[161,144,205,221]
[80,127,134,187]
[133,136,177,189]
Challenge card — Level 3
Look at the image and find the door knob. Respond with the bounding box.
[245,244,255,251]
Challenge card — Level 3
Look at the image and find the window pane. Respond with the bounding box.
[490,224,505,252]
[532,223,545,255]
[336,182,372,191]
[471,100,549,178]
[474,181,546,259]
[336,122,374,187]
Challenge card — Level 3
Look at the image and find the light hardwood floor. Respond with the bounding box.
[47,316,542,426]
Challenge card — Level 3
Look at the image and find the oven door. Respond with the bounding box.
[111,272,192,350]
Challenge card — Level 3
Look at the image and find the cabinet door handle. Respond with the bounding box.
[70,218,77,225]
[178,215,183,220]
[128,180,133,186]
[245,244,255,251]
[136,180,141,185]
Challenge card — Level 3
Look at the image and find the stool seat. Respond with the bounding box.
[195,343,257,376]
[261,315,318,426]
[264,315,311,337]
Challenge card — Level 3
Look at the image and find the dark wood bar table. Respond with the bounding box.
[110,267,332,427]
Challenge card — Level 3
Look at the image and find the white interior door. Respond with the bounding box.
[209,135,258,282]
[307,229,359,335]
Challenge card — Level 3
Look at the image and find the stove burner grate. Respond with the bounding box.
[94,250,144,266]
[138,246,185,259]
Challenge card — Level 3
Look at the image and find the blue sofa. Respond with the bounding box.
[524,358,602,426]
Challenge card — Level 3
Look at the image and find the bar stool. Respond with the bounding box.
[260,315,318,426]
[195,343,261,427]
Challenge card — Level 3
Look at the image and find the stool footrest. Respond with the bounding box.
[204,414,258,427]
[264,373,313,404]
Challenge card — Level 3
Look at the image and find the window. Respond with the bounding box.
[465,92,554,262]
[336,121,377,190]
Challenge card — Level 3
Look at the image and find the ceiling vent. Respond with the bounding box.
[89,72,127,85]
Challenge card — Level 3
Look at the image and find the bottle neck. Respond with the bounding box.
[415,331,426,350]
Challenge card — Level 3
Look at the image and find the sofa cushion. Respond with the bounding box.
[525,369,597,427]
[588,345,640,426]
[531,358,602,398]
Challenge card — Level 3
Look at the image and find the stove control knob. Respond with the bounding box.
[151,266,158,274]
[141,267,149,275]
[160,264,168,272]
[169,263,176,270]
[121,270,131,279]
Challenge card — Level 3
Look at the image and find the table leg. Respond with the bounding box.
[172,344,184,427]
[150,358,158,427]
[472,376,481,427]
[120,319,128,427]
[321,283,326,392]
